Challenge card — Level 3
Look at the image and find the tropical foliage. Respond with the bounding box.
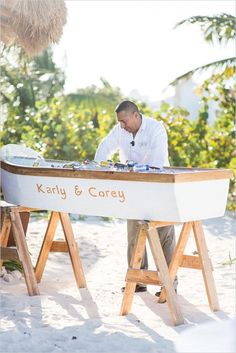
[0,46,122,160]
[175,13,235,43]
[170,13,235,85]
[0,12,235,210]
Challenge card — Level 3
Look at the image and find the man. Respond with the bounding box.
[95,100,177,295]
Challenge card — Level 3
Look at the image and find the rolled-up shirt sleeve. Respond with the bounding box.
[94,125,120,162]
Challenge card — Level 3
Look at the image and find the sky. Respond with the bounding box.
[53,0,235,102]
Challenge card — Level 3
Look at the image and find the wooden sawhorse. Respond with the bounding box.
[1,205,86,294]
[34,211,87,289]
[0,203,39,296]
[120,220,220,326]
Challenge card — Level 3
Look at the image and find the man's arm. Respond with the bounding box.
[94,125,120,162]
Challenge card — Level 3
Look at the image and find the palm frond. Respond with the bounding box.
[175,13,235,44]
[169,57,235,86]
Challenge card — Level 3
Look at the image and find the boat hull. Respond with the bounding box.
[1,168,230,221]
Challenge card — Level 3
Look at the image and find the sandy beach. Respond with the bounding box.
[0,212,235,353]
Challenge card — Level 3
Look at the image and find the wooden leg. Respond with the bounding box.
[35,211,59,282]
[120,224,147,315]
[59,212,87,288]
[192,221,220,311]
[0,213,11,269]
[10,211,39,296]
[0,213,11,245]
[8,212,30,247]
[147,225,184,326]
[159,222,192,303]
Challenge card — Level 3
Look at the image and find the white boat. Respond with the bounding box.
[1,157,233,222]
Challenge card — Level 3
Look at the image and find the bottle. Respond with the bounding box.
[127,161,137,168]
[33,156,46,167]
[133,164,149,172]
[100,160,113,167]
[114,162,126,169]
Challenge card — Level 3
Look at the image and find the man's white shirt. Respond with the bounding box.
[95,116,170,168]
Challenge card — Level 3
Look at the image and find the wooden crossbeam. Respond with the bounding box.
[1,205,38,214]
[179,254,213,270]
[50,240,69,252]
[126,269,162,286]
[179,255,201,269]
[0,246,19,261]
[149,221,179,228]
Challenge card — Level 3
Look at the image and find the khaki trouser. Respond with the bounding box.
[127,219,177,288]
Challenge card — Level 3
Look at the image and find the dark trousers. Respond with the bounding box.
[127,219,178,288]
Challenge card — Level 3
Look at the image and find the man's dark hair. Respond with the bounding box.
[115,100,139,114]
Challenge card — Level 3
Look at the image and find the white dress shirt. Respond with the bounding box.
[95,115,170,168]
